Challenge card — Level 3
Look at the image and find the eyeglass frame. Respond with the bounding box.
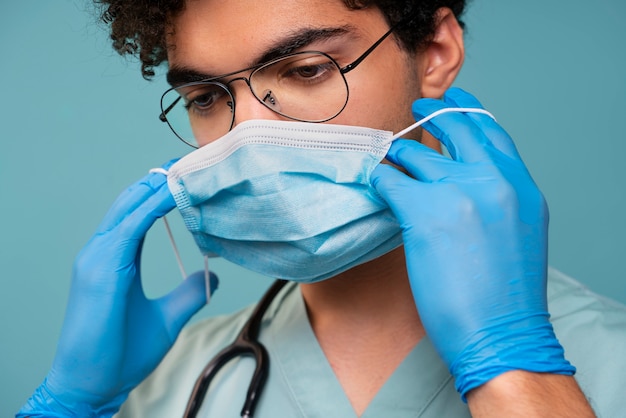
[159,19,405,148]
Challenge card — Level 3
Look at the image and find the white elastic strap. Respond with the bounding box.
[162,216,188,280]
[162,217,212,303]
[150,167,212,303]
[392,107,496,140]
[149,167,188,280]
[204,255,211,304]
[149,167,170,176]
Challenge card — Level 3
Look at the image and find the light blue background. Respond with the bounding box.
[1,0,624,415]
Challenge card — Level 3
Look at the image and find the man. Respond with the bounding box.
[18,0,625,417]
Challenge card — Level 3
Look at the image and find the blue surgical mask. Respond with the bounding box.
[160,108,494,283]
[164,119,399,282]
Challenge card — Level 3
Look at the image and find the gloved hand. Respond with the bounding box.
[371,88,574,399]
[18,168,218,417]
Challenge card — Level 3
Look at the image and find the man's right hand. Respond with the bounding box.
[18,169,217,418]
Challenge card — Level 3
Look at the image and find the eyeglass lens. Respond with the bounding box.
[161,52,349,147]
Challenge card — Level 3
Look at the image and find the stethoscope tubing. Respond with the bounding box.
[183,279,288,418]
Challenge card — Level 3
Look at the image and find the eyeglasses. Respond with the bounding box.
[159,23,400,148]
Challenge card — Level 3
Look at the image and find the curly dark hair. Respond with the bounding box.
[95,0,468,79]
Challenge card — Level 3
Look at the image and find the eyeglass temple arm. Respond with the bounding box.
[159,95,181,121]
[340,17,406,74]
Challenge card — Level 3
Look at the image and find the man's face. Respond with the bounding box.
[166,0,427,146]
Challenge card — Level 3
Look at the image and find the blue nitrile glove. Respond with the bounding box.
[18,166,218,418]
[371,88,574,400]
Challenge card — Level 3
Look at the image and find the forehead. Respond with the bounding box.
[167,0,387,75]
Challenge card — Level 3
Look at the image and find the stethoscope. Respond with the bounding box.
[182,279,288,418]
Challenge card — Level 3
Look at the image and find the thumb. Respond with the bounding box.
[159,270,219,338]
[371,164,419,215]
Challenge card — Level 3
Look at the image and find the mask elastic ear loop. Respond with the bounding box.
[204,255,211,304]
[392,107,496,140]
[162,215,188,279]
[149,167,170,176]
[163,216,212,304]
[150,167,212,303]
[149,168,188,278]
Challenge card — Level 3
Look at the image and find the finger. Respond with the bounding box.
[159,270,220,338]
[97,159,178,233]
[115,183,176,241]
[384,139,460,183]
[371,163,429,225]
[443,88,521,159]
[81,180,175,283]
[412,98,493,163]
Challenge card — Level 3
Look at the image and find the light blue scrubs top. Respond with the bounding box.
[116,267,626,417]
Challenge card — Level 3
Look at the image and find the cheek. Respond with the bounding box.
[334,54,422,133]
[335,76,418,134]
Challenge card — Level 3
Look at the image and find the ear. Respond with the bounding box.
[418,8,465,98]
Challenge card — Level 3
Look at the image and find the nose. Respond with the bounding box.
[227,78,285,128]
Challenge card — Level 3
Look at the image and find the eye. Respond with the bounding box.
[276,56,338,85]
[292,64,326,78]
[187,90,222,111]
[180,84,229,116]
[285,62,335,80]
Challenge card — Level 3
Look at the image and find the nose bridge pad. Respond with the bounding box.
[228,76,283,125]
[260,89,281,112]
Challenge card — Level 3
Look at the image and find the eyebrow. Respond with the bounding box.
[166,26,354,86]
